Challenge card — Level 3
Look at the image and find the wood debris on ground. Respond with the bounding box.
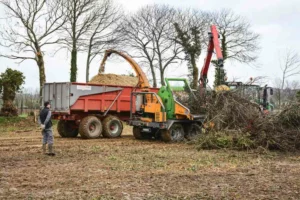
[182,90,300,151]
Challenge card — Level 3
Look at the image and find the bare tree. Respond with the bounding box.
[209,9,260,63]
[84,0,122,82]
[121,4,183,86]
[62,0,101,82]
[0,0,66,96]
[276,49,300,107]
[273,78,282,107]
[284,80,299,102]
[120,7,158,87]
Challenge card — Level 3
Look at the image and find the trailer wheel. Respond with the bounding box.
[185,123,202,141]
[79,116,102,139]
[57,120,67,137]
[102,115,123,138]
[161,123,184,142]
[57,120,79,138]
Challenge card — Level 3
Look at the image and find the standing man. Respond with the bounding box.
[39,101,55,156]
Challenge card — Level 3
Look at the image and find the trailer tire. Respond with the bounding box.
[185,123,202,141]
[161,123,184,142]
[102,115,123,138]
[57,120,79,138]
[79,116,102,139]
[57,120,67,137]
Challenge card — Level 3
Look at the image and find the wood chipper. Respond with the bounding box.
[129,78,205,142]
[128,24,224,142]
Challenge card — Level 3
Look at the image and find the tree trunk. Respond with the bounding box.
[149,63,157,88]
[278,90,281,109]
[191,54,198,89]
[0,101,18,116]
[1,84,18,116]
[21,96,23,115]
[280,74,285,109]
[155,39,165,86]
[158,59,165,86]
[86,35,95,83]
[71,48,77,82]
[86,48,91,83]
[36,51,46,104]
[160,68,165,86]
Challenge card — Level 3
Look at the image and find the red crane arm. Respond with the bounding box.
[199,25,223,88]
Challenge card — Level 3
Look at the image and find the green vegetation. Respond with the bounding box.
[0,116,24,124]
[0,68,25,116]
[214,66,227,87]
[174,23,202,89]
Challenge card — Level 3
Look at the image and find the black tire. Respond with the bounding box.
[161,123,185,142]
[57,120,67,137]
[152,128,161,140]
[79,116,102,139]
[132,126,155,140]
[57,120,79,138]
[185,123,202,141]
[133,126,143,140]
[102,115,123,138]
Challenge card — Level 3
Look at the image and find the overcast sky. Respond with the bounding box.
[0,0,299,90]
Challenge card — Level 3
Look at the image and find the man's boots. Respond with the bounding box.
[42,144,47,154]
[47,144,56,156]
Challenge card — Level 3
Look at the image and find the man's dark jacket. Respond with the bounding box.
[39,107,52,129]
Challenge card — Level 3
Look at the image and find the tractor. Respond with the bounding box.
[225,81,274,113]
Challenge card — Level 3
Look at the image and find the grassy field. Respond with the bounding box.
[0,117,300,199]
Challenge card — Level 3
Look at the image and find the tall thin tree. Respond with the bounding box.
[62,0,100,82]
[173,10,206,89]
[84,0,122,82]
[0,0,67,96]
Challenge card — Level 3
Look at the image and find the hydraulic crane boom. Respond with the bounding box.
[99,49,150,89]
[199,25,224,89]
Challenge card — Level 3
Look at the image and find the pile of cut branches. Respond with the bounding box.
[189,91,300,151]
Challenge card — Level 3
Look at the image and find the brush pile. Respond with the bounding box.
[186,91,300,151]
[89,73,138,87]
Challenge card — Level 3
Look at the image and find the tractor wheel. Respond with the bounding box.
[132,126,154,140]
[57,120,79,138]
[79,116,102,139]
[152,128,161,140]
[161,123,185,142]
[185,123,202,141]
[133,126,143,140]
[102,115,123,138]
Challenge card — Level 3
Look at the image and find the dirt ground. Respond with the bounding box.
[0,125,300,200]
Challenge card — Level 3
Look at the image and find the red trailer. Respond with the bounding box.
[42,82,158,139]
